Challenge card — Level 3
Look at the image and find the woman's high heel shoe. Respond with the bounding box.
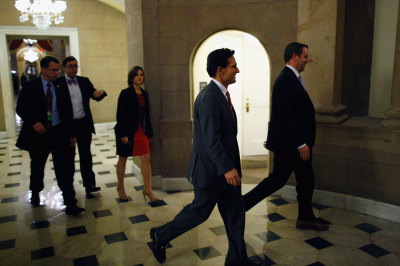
[143,190,160,202]
[117,187,129,202]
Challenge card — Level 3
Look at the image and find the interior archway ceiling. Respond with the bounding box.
[98,0,125,13]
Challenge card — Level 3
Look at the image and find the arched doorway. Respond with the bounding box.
[192,30,270,157]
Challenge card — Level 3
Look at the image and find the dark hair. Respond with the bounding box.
[40,56,60,68]
[62,56,77,66]
[206,48,235,77]
[284,42,308,63]
[127,66,144,86]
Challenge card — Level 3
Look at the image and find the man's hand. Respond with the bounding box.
[70,137,77,147]
[121,137,128,144]
[33,122,46,134]
[93,90,105,98]
[224,168,241,187]
[298,145,310,161]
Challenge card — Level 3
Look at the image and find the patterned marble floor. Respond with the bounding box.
[0,129,399,265]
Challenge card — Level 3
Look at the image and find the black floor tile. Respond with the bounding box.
[100,149,110,152]
[269,198,289,206]
[148,200,167,208]
[73,255,99,266]
[249,254,275,265]
[116,196,132,203]
[0,214,17,223]
[312,203,331,210]
[93,210,112,218]
[4,183,20,188]
[30,220,50,230]
[124,173,134,177]
[256,231,281,243]
[66,226,87,237]
[98,171,110,175]
[193,246,221,260]
[166,190,183,194]
[134,185,144,191]
[355,223,382,234]
[11,155,22,158]
[359,243,390,258]
[265,213,286,222]
[105,182,118,188]
[1,196,18,203]
[308,262,325,266]
[106,155,117,159]
[104,232,127,244]
[93,162,102,165]
[9,162,22,166]
[210,225,226,236]
[94,143,104,146]
[305,237,333,250]
[129,214,149,224]
[31,246,55,260]
[7,172,20,176]
[0,239,15,250]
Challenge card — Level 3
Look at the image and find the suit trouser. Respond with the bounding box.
[28,124,77,207]
[73,117,95,188]
[155,183,248,265]
[244,149,315,220]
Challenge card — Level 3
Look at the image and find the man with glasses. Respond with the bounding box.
[56,56,107,198]
[16,56,85,215]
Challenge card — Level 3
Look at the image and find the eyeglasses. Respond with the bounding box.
[66,64,79,69]
[47,68,60,72]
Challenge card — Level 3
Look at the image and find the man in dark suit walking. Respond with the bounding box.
[243,42,328,231]
[56,56,107,197]
[149,49,257,265]
[16,56,84,215]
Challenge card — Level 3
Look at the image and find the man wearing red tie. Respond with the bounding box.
[16,56,84,215]
[243,42,329,231]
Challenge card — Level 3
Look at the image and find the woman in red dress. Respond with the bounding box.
[114,66,159,202]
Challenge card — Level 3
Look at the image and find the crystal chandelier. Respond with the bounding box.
[15,0,67,30]
[23,39,39,63]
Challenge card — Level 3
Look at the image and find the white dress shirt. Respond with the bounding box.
[65,74,85,119]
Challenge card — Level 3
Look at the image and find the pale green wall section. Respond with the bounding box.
[369,0,399,118]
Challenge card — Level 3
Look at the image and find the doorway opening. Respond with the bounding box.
[0,26,80,138]
[191,30,270,161]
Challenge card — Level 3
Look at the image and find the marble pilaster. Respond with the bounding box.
[382,3,400,129]
[298,0,348,124]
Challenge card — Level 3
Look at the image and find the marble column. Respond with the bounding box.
[298,0,348,124]
[382,3,400,129]
[125,0,144,67]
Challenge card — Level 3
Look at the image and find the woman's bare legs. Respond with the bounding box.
[140,153,159,201]
[116,156,128,200]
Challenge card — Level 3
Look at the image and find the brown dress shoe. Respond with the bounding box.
[296,219,329,231]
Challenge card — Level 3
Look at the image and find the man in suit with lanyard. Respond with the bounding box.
[56,56,107,197]
[16,56,84,215]
[149,49,258,265]
[243,42,329,231]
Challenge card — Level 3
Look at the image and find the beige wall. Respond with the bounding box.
[0,0,128,127]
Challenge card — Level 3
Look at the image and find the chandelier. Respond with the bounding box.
[23,39,39,63]
[15,0,67,30]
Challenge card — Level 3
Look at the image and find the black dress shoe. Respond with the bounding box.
[150,228,166,263]
[30,192,40,207]
[296,219,329,231]
[65,205,85,215]
[85,186,101,194]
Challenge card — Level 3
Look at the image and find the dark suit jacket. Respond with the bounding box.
[16,77,73,151]
[266,67,316,152]
[186,81,241,188]
[55,76,107,135]
[114,86,153,156]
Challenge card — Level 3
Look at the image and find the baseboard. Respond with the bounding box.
[276,185,400,224]
[0,131,7,139]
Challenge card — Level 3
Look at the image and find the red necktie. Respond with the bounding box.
[226,91,233,111]
[46,82,53,128]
